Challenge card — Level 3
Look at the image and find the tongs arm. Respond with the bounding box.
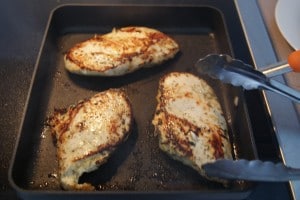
[195,51,300,104]
[203,159,300,182]
[261,61,291,78]
[266,79,300,103]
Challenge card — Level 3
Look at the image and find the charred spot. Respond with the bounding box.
[75,122,86,132]
[196,100,202,106]
[193,127,202,136]
[207,102,212,108]
[123,27,139,33]
[155,109,161,115]
[56,122,70,140]
[209,133,224,159]
[121,118,126,125]
[95,159,103,165]
[50,129,58,146]
[94,35,103,39]
[53,108,68,115]
[109,119,119,134]
[157,119,163,126]
[184,92,193,98]
[177,138,193,157]
[149,32,165,41]
[220,132,229,140]
[163,119,193,157]
[122,52,141,60]
[91,52,104,56]
[188,141,196,146]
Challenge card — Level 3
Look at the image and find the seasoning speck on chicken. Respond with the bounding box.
[48,89,133,190]
[64,26,179,76]
[152,72,232,183]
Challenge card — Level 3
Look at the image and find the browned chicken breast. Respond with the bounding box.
[64,26,179,76]
[48,89,133,190]
[152,72,232,182]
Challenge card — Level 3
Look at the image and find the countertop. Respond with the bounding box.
[0,0,295,199]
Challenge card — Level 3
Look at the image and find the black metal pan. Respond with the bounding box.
[9,2,258,199]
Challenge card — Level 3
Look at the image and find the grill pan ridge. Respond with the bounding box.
[9,2,259,199]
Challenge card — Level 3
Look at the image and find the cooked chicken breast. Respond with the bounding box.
[64,26,179,76]
[152,72,232,182]
[48,89,133,190]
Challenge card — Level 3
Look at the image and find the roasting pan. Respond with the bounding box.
[9,2,259,199]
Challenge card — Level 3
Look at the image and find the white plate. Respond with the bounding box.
[275,0,300,50]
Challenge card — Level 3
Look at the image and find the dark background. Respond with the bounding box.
[0,0,292,199]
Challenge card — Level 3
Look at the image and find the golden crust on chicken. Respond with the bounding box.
[48,89,133,190]
[152,72,232,182]
[64,26,179,76]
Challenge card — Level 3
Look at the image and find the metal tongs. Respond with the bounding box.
[195,53,300,103]
[202,159,300,182]
[195,51,300,181]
